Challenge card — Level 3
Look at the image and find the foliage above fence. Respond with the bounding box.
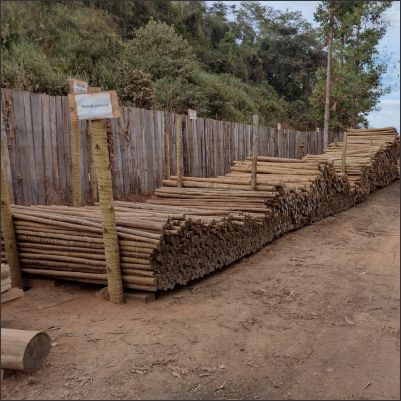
[0,89,343,205]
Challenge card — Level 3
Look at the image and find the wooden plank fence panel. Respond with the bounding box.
[41,94,53,204]
[0,101,14,204]
[62,96,72,204]
[30,93,45,204]
[55,96,67,203]
[1,90,20,204]
[14,92,31,205]
[79,121,89,203]
[1,88,341,204]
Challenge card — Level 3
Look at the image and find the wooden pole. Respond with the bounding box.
[176,115,183,188]
[341,131,348,174]
[90,119,124,304]
[295,130,301,159]
[251,114,259,190]
[70,113,81,207]
[164,119,171,180]
[87,87,102,204]
[1,166,22,288]
[1,328,50,371]
[277,122,282,157]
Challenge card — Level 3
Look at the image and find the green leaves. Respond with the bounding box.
[312,1,391,130]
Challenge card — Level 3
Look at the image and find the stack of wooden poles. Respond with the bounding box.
[1,128,399,292]
[1,263,24,303]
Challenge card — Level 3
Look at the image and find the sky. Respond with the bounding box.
[207,1,400,131]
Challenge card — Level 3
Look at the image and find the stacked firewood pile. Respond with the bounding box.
[1,128,399,292]
[305,127,400,201]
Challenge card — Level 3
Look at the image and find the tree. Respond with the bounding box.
[122,19,196,80]
[1,1,123,93]
[323,1,335,149]
[313,1,392,131]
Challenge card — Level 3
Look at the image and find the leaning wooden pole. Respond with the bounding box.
[91,119,124,304]
[251,114,259,190]
[176,115,184,188]
[0,166,22,288]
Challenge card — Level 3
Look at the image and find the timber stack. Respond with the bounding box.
[1,128,399,292]
[1,263,24,303]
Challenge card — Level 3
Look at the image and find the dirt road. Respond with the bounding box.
[2,182,400,400]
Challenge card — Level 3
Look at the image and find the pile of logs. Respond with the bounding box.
[1,263,23,303]
[1,128,399,292]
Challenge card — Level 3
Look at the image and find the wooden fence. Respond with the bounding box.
[1,89,343,205]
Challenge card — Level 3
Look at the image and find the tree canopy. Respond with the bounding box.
[0,0,392,130]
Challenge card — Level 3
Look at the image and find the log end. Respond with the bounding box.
[23,332,51,371]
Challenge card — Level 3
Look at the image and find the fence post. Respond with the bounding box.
[69,89,124,304]
[91,119,124,304]
[1,166,22,288]
[164,114,171,180]
[251,114,259,190]
[277,122,282,157]
[316,127,321,154]
[70,110,81,207]
[176,115,184,188]
[87,87,102,203]
[68,78,89,207]
[341,131,348,174]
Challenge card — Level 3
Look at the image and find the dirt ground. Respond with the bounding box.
[1,182,400,400]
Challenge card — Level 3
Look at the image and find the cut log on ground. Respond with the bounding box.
[1,329,50,371]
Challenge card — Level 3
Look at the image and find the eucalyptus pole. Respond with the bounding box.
[176,115,184,188]
[91,119,124,304]
[1,166,22,288]
[251,114,259,190]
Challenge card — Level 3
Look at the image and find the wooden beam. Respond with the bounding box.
[342,131,348,174]
[1,167,22,288]
[91,119,124,304]
[176,115,183,188]
[251,114,259,190]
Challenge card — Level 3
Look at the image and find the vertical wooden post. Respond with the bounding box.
[1,166,22,288]
[176,115,183,188]
[68,78,90,207]
[277,122,282,157]
[70,114,81,207]
[87,87,102,204]
[90,119,124,304]
[164,118,171,180]
[251,114,259,190]
[341,131,348,174]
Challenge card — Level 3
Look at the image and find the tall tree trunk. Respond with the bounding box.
[323,3,335,150]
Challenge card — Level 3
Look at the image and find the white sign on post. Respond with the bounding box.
[75,92,114,120]
[68,78,88,94]
[188,109,197,120]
